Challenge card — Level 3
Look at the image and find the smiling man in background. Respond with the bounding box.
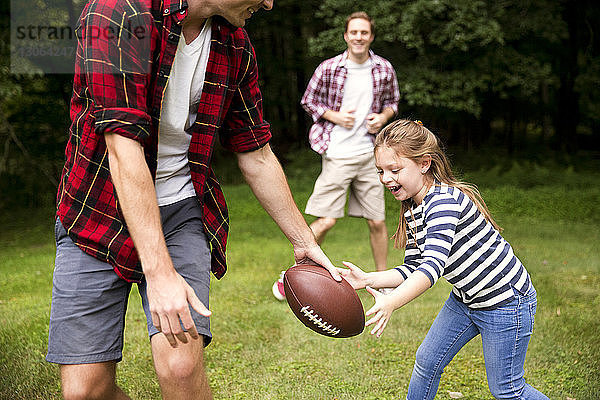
[273,11,399,300]
[46,0,339,399]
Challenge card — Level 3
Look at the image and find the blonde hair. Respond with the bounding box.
[375,119,501,249]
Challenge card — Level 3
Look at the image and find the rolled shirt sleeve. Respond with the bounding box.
[301,62,331,122]
[80,0,155,142]
[219,33,271,153]
[380,64,399,114]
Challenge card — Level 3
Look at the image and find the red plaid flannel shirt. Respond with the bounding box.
[301,50,399,154]
[57,0,271,282]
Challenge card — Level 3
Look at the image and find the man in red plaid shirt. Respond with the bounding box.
[47,0,339,398]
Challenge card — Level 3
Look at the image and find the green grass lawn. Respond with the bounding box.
[1,155,599,399]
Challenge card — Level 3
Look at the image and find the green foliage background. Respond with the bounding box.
[1,0,599,208]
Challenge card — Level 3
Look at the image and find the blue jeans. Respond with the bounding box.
[407,289,548,399]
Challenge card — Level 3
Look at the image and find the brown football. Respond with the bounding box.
[283,264,365,338]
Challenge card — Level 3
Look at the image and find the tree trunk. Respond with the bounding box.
[555,0,580,152]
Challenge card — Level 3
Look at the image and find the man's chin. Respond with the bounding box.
[350,47,368,55]
[222,16,247,28]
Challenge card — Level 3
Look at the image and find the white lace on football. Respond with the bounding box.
[300,305,340,336]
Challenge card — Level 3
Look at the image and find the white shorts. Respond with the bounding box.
[305,152,385,221]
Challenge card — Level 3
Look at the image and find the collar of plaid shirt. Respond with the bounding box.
[57,0,271,283]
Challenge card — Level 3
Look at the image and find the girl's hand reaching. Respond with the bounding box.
[365,286,396,337]
[337,261,370,290]
[364,271,432,338]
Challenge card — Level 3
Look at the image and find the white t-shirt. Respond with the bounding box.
[155,19,212,206]
[325,58,374,159]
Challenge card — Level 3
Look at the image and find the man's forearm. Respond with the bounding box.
[105,133,210,345]
[381,107,395,123]
[104,133,172,276]
[321,109,337,124]
[236,144,315,248]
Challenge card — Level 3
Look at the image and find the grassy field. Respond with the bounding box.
[1,152,599,399]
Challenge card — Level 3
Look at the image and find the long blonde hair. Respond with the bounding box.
[375,119,501,249]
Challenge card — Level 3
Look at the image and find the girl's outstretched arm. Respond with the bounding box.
[365,270,431,337]
[337,261,405,290]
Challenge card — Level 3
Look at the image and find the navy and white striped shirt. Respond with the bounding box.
[395,183,531,309]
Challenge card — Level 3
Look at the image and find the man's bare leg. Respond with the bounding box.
[60,362,130,400]
[367,219,388,271]
[151,333,212,400]
[309,217,337,244]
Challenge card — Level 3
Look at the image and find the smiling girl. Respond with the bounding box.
[340,119,548,399]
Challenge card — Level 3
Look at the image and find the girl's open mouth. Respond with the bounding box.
[388,185,402,194]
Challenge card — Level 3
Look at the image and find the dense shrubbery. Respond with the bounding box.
[1,0,599,210]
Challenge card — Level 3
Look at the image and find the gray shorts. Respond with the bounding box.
[305,152,385,221]
[46,197,212,365]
